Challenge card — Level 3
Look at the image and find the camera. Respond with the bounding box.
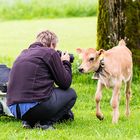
[0,83,7,93]
[0,64,13,116]
[57,50,74,63]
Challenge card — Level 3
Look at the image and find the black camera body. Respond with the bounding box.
[0,64,10,93]
[0,83,7,93]
[57,50,74,63]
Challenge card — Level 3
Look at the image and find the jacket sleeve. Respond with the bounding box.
[46,51,72,89]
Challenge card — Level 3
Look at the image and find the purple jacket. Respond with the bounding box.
[7,42,72,106]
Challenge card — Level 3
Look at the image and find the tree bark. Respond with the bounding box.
[97,0,140,64]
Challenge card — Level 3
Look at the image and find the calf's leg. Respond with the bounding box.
[125,78,132,116]
[111,83,121,123]
[95,81,104,120]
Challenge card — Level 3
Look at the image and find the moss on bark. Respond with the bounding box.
[97,0,110,50]
[97,0,140,65]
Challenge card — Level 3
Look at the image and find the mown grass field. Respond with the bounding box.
[0,17,97,67]
[0,17,140,140]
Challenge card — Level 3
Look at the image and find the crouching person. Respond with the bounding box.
[7,30,77,130]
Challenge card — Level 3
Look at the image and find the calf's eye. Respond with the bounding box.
[89,57,94,61]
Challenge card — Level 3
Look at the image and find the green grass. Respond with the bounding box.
[0,0,98,20]
[0,17,97,67]
[0,17,140,140]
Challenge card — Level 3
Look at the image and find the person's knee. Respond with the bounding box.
[53,87,77,101]
[68,88,77,100]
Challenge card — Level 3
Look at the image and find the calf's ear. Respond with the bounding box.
[76,48,83,54]
[97,49,105,56]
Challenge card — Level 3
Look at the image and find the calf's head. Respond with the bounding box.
[76,48,104,73]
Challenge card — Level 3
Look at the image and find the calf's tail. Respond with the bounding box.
[118,39,126,47]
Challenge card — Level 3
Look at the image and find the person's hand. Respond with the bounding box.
[61,52,70,62]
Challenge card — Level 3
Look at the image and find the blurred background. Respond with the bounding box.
[0,0,98,66]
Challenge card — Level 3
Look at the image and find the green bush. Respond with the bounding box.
[0,0,98,20]
[0,55,13,67]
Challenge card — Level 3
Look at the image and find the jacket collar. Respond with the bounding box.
[29,42,44,48]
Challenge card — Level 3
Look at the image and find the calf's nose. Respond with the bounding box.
[78,68,84,73]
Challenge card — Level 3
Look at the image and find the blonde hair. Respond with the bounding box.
[36,30,58,47]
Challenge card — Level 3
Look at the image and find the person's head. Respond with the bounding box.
[36,30,58,49]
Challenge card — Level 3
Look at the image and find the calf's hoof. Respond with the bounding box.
[112,119,118,124]
[96,114,104,120]
[125,110,130,117]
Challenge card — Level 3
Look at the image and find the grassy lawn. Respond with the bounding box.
[0,17,97,66]
[0,17,140,140]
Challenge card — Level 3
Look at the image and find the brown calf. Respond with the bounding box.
[76,40,133,123]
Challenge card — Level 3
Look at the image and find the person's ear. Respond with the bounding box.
[50,42,56,49]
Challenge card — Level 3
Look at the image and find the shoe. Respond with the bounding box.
[59,110,74,122]
[34,122,55,130]
[22,121,32,129]
[67,110,74,121]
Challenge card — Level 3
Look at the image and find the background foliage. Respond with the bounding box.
[0,0,98,20]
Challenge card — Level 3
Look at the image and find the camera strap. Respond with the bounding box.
[16,104,21,119]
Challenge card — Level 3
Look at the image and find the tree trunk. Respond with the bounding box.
[97,0,140,65]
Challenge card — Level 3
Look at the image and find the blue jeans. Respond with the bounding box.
[21,88,77,125]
